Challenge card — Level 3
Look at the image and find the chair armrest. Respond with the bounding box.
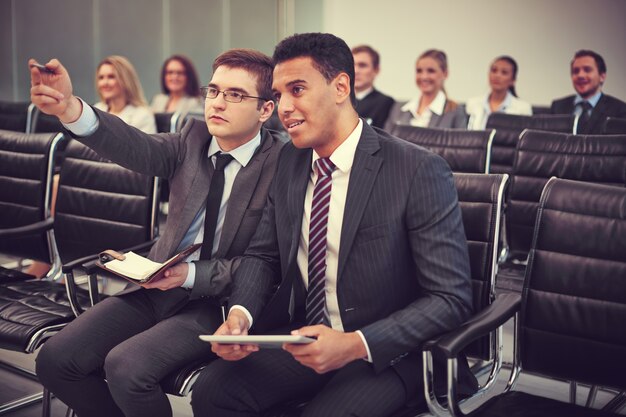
[0,218,54,238]
[426,293,521,359]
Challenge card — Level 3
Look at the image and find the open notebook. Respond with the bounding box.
[96,243,201,284]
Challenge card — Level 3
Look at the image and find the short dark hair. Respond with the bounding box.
[212,48,274,107]
[351,44,380,69]
[160,55,201,97]
[571,49,607,74]
[273,33,356,107]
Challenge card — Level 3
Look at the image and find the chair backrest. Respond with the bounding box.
[154,112,176,133]
[53,140,159,263]
[29,107,65,133]
[0,130,65,264]
[603,117,626,134]
[453,173,508,360]
[521,178,626,390]
[507,130,626,259]
[0,101,31,132]
[391,125,494,173]
[531,105,551,115]
[485,113,575,174]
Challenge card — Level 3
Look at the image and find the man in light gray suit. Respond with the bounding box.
[193,33,477,417]
[29,49,284,417]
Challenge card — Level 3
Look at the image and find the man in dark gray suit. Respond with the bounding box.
[29,49,284,417]
[551,49,626,134]
[193,33,476,417]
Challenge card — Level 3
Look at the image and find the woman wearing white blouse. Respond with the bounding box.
[384,49,467,132]
[466,56,532,130]
[94,55,156,133]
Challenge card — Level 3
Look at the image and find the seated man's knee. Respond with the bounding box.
[191,360,257,415]
[104,344,146,393]
[36,334,77,387]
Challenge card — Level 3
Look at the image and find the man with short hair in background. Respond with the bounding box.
[352,44,395,129]
[551,49,626,134]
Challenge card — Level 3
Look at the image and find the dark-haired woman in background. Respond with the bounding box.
[466,56,532,130]
[384,49,467,131]
[151,55,203,114]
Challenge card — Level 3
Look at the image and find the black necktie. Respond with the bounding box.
[577,101,592,133]
[199,152,234,259]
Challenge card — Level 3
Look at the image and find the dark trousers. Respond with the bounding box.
[36,288,222,417]
[191,347,411,417]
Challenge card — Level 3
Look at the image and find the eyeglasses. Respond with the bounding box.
[200,86,270,103]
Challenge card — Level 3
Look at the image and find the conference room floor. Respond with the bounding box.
[2,298,624,417]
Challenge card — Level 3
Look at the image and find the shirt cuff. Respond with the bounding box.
[229,305,254,329]
[181,262,195,289]
[62,98,99,136]
[356,330,373,362]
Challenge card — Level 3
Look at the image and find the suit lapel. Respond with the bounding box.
[168,142,214,252]
[337,124,382,280]
[217,130,272,256]
[287,149,312,262]
[586,94,608,134]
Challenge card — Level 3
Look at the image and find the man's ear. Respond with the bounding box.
[334,73,351,104]
[259,100,275,123]
[599,72,607,85]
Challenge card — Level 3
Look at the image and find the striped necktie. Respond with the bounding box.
[306,157,336,326]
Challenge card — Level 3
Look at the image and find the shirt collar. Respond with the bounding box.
[483,91,513,113]
[355,87,374,100]
[400,90,447,117]
[574,91,602,108]
[207,130,262,167]
[311,119,363,175]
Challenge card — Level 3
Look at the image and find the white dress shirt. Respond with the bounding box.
[400,90,447,127]
[93,102,156,133]
[465,91,532,130]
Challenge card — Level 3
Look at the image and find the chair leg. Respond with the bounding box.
[42,387,51,417]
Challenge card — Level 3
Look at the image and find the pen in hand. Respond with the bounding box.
[30,63,55,74]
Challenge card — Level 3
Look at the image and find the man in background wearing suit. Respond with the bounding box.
[192,33,477,417]
[352,44,395,129]
[551,49,626,134]
[29,49,284,417]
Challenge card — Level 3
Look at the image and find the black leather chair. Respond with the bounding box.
[602,117,626,134]
[498,130,626,291]
[531,105,551,115]
[485,114,575,174]
[391,125,495,173]
[154,112,179,134]
[28,106,65,134]
[423,178,626,417]
[0,139,159,415]
[225,173,509,417]
[0,130,66,283]
[0,101,31,132]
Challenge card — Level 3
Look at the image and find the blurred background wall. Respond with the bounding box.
[1,0,624,105]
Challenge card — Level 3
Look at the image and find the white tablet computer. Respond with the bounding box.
[199,335,315,349]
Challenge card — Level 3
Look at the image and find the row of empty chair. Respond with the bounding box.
[0,129,160,414]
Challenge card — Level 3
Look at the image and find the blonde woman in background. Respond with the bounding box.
[384,49,467,131]
[95,55,156,133]
[466,56,532,130]
[151,54,203,114]
[26,56,155,277]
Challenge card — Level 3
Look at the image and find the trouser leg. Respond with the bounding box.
[36,292,162,417]
[105,299,222,417]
